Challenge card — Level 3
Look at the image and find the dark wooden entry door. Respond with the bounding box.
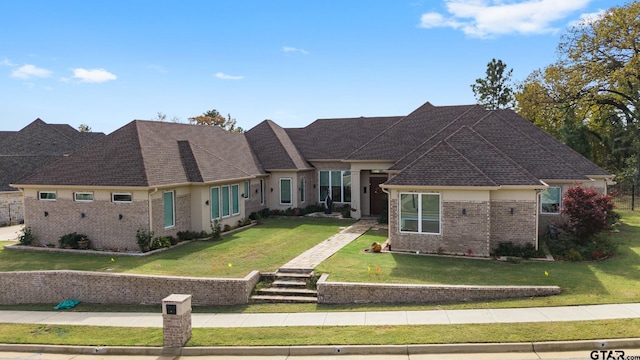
[369,177,387,215]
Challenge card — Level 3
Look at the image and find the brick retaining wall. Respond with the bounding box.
[0,270,260,306]
[316,274,560,304]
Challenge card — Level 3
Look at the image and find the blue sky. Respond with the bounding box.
[0,0,627,134]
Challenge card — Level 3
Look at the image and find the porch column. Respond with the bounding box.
[351,170,361,219]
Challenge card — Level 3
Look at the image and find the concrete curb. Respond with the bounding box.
[1,338,640,356]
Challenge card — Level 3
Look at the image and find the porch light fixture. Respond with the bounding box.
[510,208,515,215]
[81,212,85,218]
[255,188,259,193]
[270,188,273,192]
[119,214,123,220]
[205,200,209,206]
[44,211,48,217]
[462,208,466,215]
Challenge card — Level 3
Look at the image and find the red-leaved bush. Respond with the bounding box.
[561,184,616,243]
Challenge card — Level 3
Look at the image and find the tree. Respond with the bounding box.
[471,58,515,110]
[152,112,181,123]
[77,124,92,132]
[516,2,640,178]
[189,109,244,133]
[561,184,616,243]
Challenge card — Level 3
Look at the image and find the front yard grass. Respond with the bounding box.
[315,210,640,309]
[0,217,354,277]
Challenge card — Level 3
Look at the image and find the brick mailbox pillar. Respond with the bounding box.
[162,294,192,348]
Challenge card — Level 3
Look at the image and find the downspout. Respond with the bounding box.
[149,188,159,232]
[381,186,391,250]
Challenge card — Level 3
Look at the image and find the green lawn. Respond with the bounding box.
[0,217,354,277]
[316,210,640,308]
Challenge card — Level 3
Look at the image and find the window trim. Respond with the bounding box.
[280,178,292,205]
[541,186,562,215]
[243,180,250,199]
[318,170,351,203]
[210,186,220,220]
[38,191,57,201]
[112,192,132,203]
[398,192,441,235]
[163,190,175,228]
[74,192,94,202]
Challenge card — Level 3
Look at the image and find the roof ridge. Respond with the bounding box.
[265,120,309,169]
[441,135,498,186]
[445,125,541,184]
[489,111,588,180]
[391,104,486,168]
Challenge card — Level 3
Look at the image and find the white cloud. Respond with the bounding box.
[11,64,52,79]
[72,68,117,83]
[215,72,244,80]
[283,46,309,55]
[419,0,592,38]
[1,58,17,67]
[569,9,605,27]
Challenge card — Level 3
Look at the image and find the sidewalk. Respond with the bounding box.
[0,224,22,241]
[2,303,640,328]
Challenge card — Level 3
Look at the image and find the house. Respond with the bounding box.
[0,119,104,226]
[12,102,612,255]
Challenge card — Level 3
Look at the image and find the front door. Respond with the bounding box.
[369,177,387,215]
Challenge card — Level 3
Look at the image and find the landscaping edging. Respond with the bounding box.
[0,270,260,306]
[316,274,561,304]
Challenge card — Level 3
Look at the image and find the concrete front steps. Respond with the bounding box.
[251,268,317,303]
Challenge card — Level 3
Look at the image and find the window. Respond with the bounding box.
[280,178,292,204]
[211,187,220,220]
[260,179,265,205]
[163,191,175,228]
[112,193,132,203]
[399,193,440,234]
[74,192,93,202]
[319,170,351,203]
[300,178,305,203]
[38,191,56,201]
[243,180,249,199]
[221,185,230,217]
[541,187,561,214]
[232,184,240,215]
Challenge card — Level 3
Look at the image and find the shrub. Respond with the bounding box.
[136,228,154,252]
[57,232,90,249]
[177,230,203,241]
[210,220,221,240]
[150,236,171,250]
[18,227,36,246]
[341,204,352,218]
[561,184,617,243]
[494,242,540,259]
[223,224,232,232]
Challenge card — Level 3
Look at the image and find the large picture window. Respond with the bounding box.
[399,193,440,234]
[211,184,241,220]
[541,187,561,214]
[319,170,351,203]
[280,178,292,204]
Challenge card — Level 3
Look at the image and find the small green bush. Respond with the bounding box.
[18,227,36,246]
[494,242,540,259]
[150,236,172,250]
[210,220,221,240]
[136,228,154,252]
[58,232,89,249]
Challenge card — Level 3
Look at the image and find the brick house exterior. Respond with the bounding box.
[13,102,612,255]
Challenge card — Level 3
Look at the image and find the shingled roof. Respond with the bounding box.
[16,120,264,188]
[245,120,311,170]
[1,119,105,191]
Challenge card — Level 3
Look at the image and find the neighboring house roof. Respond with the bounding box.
[16,120,265,188]
[286,116,402,160]
[245,120,311,170]
[0,119,105,191]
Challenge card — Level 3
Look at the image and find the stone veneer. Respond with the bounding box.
[0,191,24,226]
[490,200,537,249]
[0,270,260,306]
[24,197,149,250]
[152,193,191,239]
[390,199,492,256]
[316,274,560,304]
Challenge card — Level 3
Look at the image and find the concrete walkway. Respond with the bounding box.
[0,224,22,241]
[2,303,640,328]
[280,219,378,270]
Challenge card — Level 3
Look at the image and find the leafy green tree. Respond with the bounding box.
[471,58,515,110]
[77,124,92,132]
[516,2,640,177]
[189,109,243,133]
